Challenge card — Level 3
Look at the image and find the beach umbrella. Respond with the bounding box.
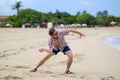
[5,23,12,27]
[59,24,64,28]
[82,23,87,27]
[110,21,116,26]
[110,21,115,25]
[76,24,81,27]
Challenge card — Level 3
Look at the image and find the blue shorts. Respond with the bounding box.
[52,46,71,55]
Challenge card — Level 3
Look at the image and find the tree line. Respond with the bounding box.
[5,1,120,27]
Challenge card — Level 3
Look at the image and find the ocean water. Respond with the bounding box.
[105,36,120,51]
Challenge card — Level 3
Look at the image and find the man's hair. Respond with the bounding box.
[49,28,55,36]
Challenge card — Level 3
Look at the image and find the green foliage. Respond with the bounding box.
[6,15,20,27]
[96,18,106,26]
[18,8,44,24]
[76,13,95,27]
[7,9,49,27]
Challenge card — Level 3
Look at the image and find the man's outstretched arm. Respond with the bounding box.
[68,29,85,38]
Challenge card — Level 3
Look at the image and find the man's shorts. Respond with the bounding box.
[52,46,71,55]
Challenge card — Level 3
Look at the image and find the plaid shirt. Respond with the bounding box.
[48,30,69,51]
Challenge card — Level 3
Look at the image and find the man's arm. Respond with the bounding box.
[68,29,85,38]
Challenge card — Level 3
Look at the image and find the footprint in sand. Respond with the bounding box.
[74,54,85,62]
[3,75,23,80]
[50,72,78,78]
[44,70,53,74]
[101,76,115,80]
[80,75,92,80]
[13,66,29,69]
[51,73,77,78]
[59,60,66,65]
[58,54,85,64]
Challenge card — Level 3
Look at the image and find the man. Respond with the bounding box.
[30,28,85,74]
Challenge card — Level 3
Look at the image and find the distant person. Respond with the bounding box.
[30,28,85,74]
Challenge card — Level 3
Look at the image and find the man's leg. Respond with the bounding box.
[30,51,54,72]
[36,53,54,69]
[65,51,73,73]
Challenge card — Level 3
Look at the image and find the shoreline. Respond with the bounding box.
[105,36,120,51]
[0,27,120,80]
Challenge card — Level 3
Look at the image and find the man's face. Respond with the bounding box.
[51,31,58,39]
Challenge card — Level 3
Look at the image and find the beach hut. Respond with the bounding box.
[25,23,31,28]
[40,22,47,28]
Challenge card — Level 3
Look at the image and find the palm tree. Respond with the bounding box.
[103,10,108,17]
[82,10,87,15]
[76,11,81,16]
[96,11,103,18]
[12,1,22,16]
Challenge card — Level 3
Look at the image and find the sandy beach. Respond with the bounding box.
[0,27,120,80]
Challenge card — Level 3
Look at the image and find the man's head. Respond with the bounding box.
[49,28,58,38]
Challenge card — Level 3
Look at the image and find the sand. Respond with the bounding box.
[0,27,120,80]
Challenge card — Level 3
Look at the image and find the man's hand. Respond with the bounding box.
[79,33,85,38]
[39,48,46,52]
[39,48,52,53]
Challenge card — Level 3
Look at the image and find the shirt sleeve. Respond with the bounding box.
[48,37,53,49]
[60,30,69,35]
